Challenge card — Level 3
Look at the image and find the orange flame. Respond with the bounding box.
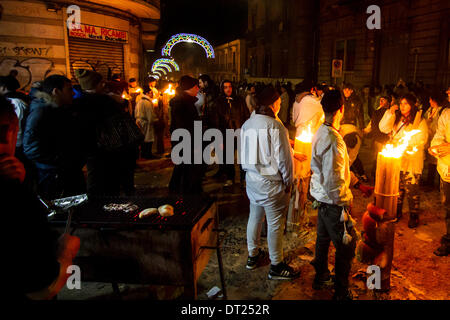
[380,130,420,158]
[296,124,314,143]
[164,84,175,96]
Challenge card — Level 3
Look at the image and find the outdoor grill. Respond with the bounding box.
[48,194,226,299]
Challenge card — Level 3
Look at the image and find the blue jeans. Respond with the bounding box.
[247,193,289,265]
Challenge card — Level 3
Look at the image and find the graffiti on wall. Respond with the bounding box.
[70,59,123,81]
[0,45,52,57]
[0,57,64,90]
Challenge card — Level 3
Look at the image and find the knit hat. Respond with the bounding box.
[179,75,198,91]
[256,86,280,106]
[321,89,343,114]
[74,69,103,91]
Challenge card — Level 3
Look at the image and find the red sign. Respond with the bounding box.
[69,24,128,43]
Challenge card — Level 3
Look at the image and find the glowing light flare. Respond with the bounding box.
[380,130,420,158]
[152,99,158,105]
[164,84,175,96]
[296,124,314,143]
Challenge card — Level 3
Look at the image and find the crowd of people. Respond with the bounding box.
[1,68,449,300]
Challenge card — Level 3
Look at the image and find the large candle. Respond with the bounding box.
[372,129,420,290]
[294,125,313,178]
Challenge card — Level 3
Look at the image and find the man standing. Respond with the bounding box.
[363,95,391,177]
[310,89,356,300]
[23,75,85,199]
[135,86,158,159]
[291,84,324,138]
[128,77,142,118]
[169,76,202,194]
[342,83,364,130]
[241,86,299,280]
[211,80,250,186]
[430,107,450,256]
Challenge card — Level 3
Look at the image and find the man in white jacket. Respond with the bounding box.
[430,107,450,256]
[310,89,356,300]
[135,86,158,159]
[241,86,299,280]
[291,85,324,138]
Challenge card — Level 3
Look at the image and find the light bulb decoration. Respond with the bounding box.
[162,33,215,59]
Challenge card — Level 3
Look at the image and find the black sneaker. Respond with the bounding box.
[333,289,353,301]
[246,249,267,270]
[312,274,335,290]
[268,262,300,280]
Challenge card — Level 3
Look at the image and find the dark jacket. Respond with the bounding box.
[169,90,200,135]
[208,83,250,132]
[75,92,126,156]
[342,93,364,129]
[23,91,83,171]
[369,106,390,144]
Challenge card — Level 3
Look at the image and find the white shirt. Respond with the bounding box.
[292,94,324,137]
[431,108,450,182]
[310,124,353,206]
[379,110,428,175]
[241,113,293,206]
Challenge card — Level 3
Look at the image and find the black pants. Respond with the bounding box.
[141,142,153,159]
[169,163,203,195]
[350,156,365,177]
[312,203,356,294]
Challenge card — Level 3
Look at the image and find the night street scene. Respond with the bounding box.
[0,0,449,309]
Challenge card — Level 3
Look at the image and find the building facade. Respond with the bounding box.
[209,39,246,83]
[0,0,160,90]
[318,0,450,89]
[245,0,317,84]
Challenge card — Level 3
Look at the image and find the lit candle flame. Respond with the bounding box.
[164,84,175,95]
[152,99,158,105]
[296,124,314,143]
[380,130,420,158]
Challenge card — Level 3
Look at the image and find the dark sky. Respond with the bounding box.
[157,0,248,49]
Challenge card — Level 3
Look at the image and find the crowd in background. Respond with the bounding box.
[1,68,449,299]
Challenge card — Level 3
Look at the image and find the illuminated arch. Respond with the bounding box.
[151,74,160,80]
[150,71,162,78]
[152,58,180,72]
[156,63,172,73]
[153,67,167,75]
[162,33,215,58]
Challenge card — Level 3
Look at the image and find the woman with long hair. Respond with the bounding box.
[379,94,428,228]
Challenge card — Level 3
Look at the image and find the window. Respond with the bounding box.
[335,39,356,72]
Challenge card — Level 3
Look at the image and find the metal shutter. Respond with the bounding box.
[68,38,124,82]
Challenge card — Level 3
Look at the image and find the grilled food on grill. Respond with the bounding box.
[139,208,158,219]
[103,202,139,213]
[158,204,174,217]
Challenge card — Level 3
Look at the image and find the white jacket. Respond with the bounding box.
[379,111,428,175]
[8,97,27,148]
[291,94,323,137]
[240,114,293,206]
[135,95,158,142]
[310,124,353,206]
[431,108,450,182]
